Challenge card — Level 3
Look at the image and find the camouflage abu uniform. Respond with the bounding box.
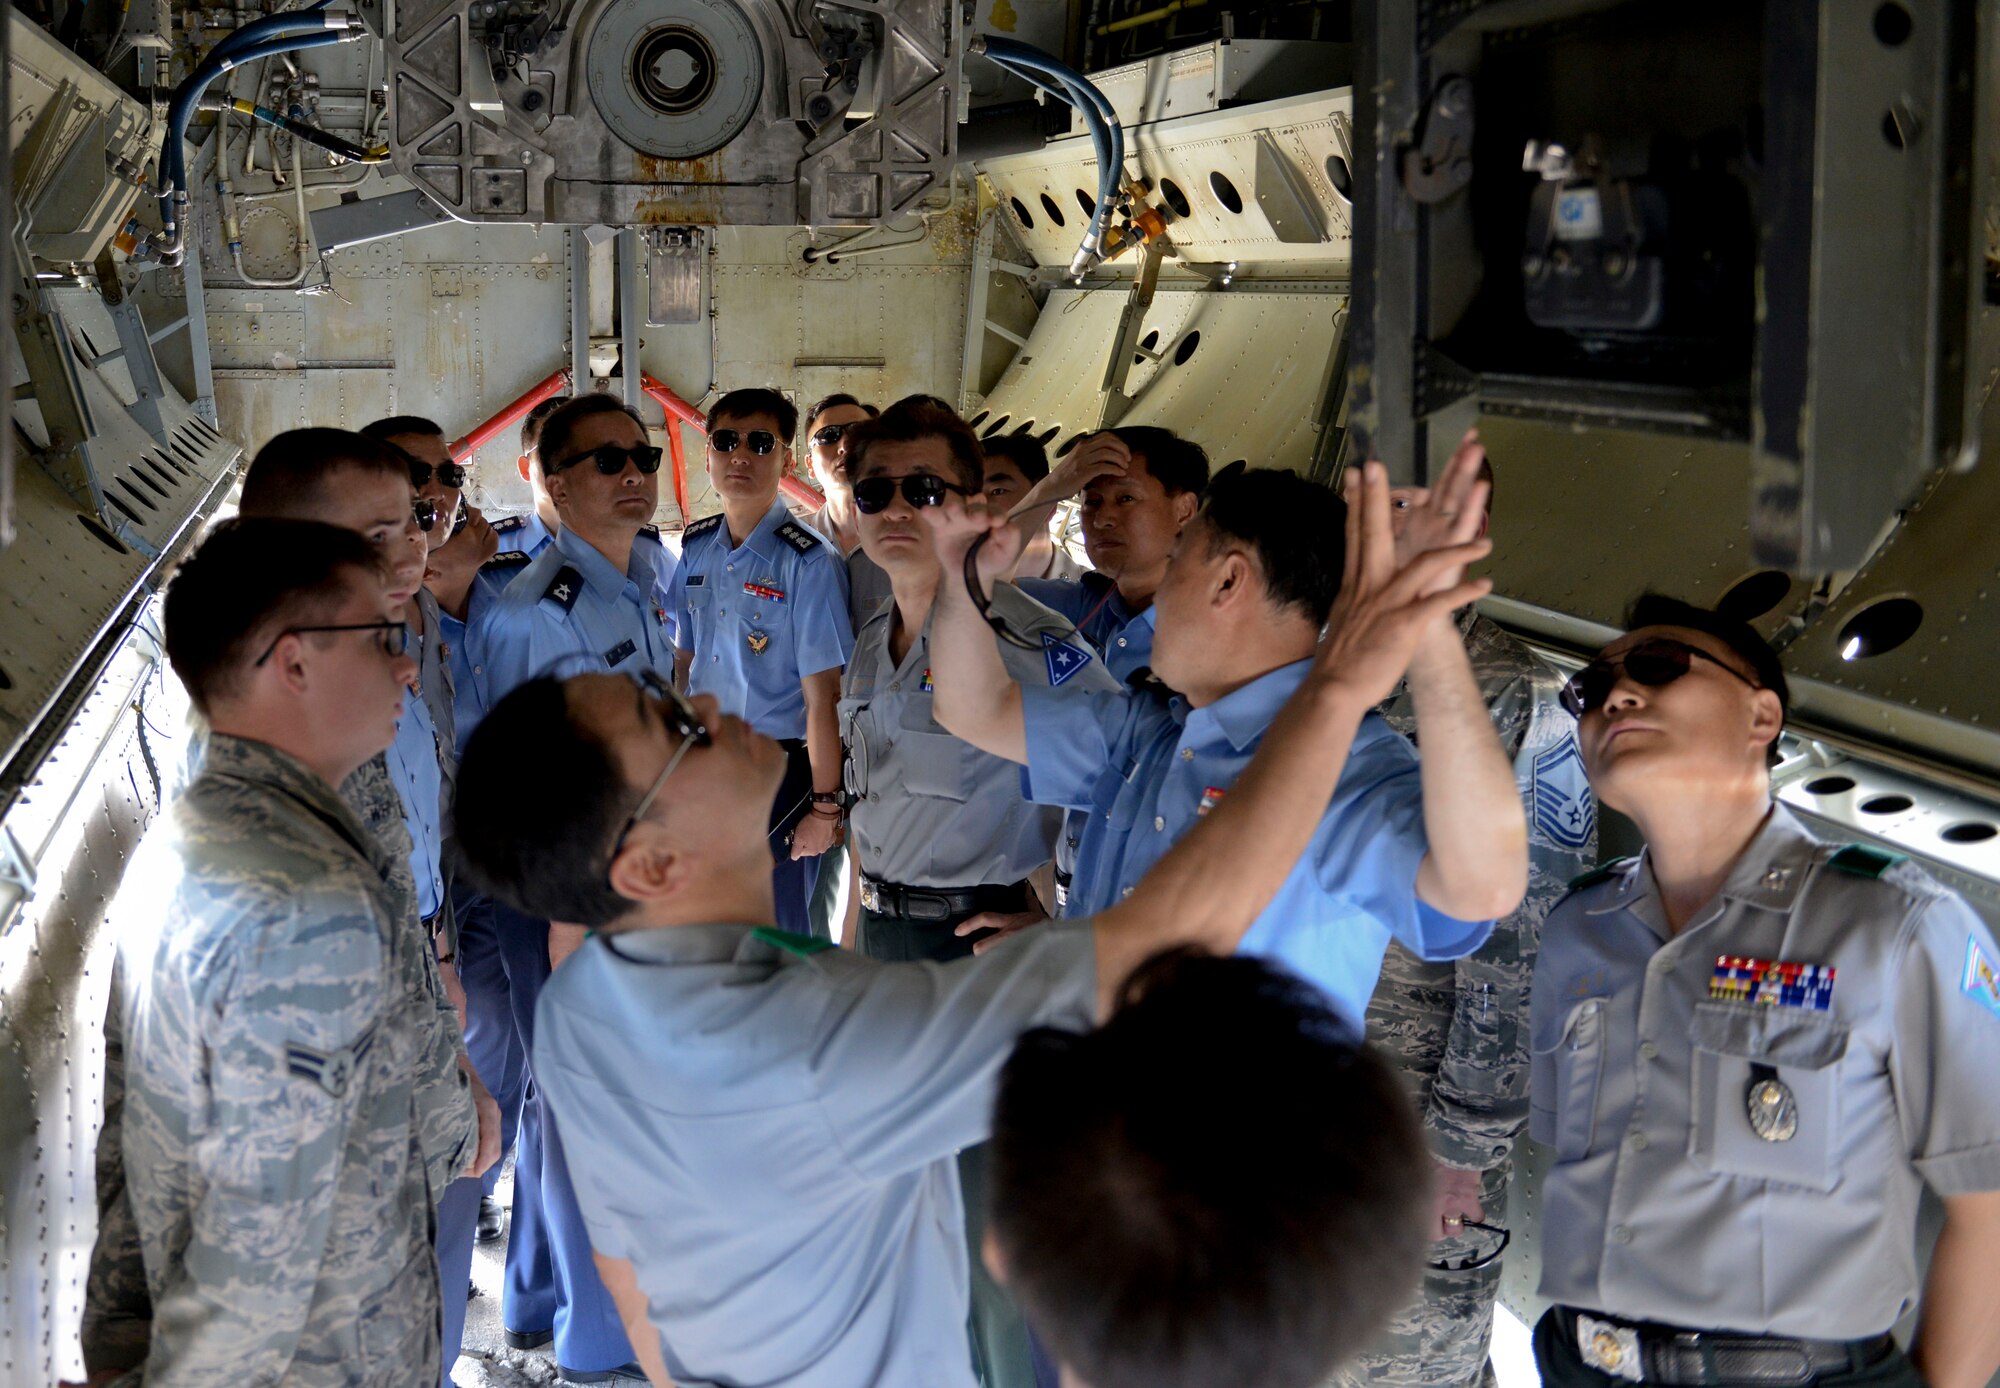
[113,735,444,1385]
[82,733,473,1378]
[1337,608,1598,1388]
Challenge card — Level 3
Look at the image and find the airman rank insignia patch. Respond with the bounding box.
[1042,632,1093,686]
[604,638,637,667]
[753,926,834,957]
[1961,936,2000,1019]
[286,1026,375,1098]
[775,521,820,554]
[543,565,584,612]
[1532,734,1597,850]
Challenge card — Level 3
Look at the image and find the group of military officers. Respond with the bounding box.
[70,381,2000,1388]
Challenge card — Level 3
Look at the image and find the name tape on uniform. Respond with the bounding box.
[1709,955,1836,1012]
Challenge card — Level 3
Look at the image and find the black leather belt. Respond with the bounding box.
[858,877,1027,923]
[1554,1307,1896,1385]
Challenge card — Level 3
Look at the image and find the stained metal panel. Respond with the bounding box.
[967,287,1136,441]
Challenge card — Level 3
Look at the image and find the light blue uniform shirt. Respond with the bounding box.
[442,511,557,730]
[1018,573,1155,684]
[668,500,853,740]
[1021,657,1491,1026]
[389,593,452,920]
[533,921,1099,1388]
[463,525,678,745]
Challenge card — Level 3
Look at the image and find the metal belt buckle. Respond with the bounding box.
[1579,1314,1644,1383]
[859,880,882,913]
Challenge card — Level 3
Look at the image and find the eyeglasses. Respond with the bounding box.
[409,458,468,489]
[810,423,851,448]
[607,669,714,873]
[254,619,410,667]
[710,428,778,456]
[1560,637,1761,718]
[1428,1220,1511,1273]
[852,473,969,514]
[412,497,438,533]
[549,443,664,477]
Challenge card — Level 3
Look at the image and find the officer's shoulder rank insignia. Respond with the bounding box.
[285,1025,376,1098]
[682,514,724,544]
[542,564,584,613]
[483,549,533,571]
[1829,842,1907,879]
[1961,936,2000,1019]
[752,926,834,958]
[1531,734,1597,851]
[1041,631,1093,687]
[775,520,820,554]
[1564,856,1634,894]
[639,522,661,538]
[493,514,526,534]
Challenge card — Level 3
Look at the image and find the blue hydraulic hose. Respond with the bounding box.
[989,55,1114,204]
[974,37,1125,273]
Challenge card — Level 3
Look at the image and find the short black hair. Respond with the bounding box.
[844,400,984,493]
[991,949,1429,1388]
[521,394,571,455]
[1108,426,1208,497]
[710,387,797,444]
[1626,592,1791,738]
[804,393,879,429]
[1199,463,1346,626]
[981,432,1050,485]
[240,428,410,519]
[164,518,383,715]
[536,394,650,476]
[454,676,635,927]
[360,414,446,444]
[890,393,956,414]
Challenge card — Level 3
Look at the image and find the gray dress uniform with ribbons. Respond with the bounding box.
[112,735,446,1385]
[1530,804,2000,1348]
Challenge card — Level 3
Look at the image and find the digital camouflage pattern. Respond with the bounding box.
[112,735,443,1385]
[1339,610,1598,1388]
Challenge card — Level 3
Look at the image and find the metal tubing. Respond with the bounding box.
[1095,0,1206,35]
[639,374,702,521]
[616,228,644,411]
[570,230,591,392]
[449,367,572,461]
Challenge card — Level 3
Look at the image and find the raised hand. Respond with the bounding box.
[1391,429,1492,599]
[1313,459,1493,710]
[1022,430,1131,515]
[919,487,1025,589]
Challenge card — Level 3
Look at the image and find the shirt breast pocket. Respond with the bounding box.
[684,583,715,650]
[897,701,970,802]
[1688,1002,1846,1192]
[1531,995,1609,1162]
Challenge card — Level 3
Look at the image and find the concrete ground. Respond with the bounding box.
[452,1157,561,1388]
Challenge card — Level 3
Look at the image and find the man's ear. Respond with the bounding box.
[1171,490,1200,528]
[267,631,314,696]
[1211,548,1255,610]
[518,453,534,484]
[546,467,573,512]
[1749,689,1785,758]
[605,820,687,907]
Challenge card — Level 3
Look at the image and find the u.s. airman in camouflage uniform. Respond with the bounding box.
[113,733,447,1385]
[1339,607,1598,1388]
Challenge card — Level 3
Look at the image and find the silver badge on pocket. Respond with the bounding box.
[1578,1314,1643,1382]
[1746,1063,1799,1143]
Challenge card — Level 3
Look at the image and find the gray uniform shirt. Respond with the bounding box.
[532,921,1099,1388]
[1530,804,2000,1338]
[114,735,441,1385]
[841,585,1118,887]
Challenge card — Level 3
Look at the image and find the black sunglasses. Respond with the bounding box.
[1560,637,1761,718]
[852,473,969,514]
[607,669,713,874]
[409,458,467,489]
[710,428,778,456]
[412,497,437,533]
[550,443,664,477]
[254,619,410,667]
[1428,1220,1511,1273]
[811,422,851,448]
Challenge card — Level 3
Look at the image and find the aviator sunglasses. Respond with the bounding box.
[408,458,467,489]
[549,443,665,476]
[851,473,970,514]
[1560,637,1761,718]
[412,497,438,532]
[710,428,780,456]
[810,422,851,448]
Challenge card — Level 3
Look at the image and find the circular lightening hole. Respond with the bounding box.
[1172,330,1201,365]
[1837,597,1923,660]
[1209,170,1244,214]
[1941,821,1997,844]
[1010,197,1035,230]
[1076,187,1097,218]
[1717,569,1794,622]
[1874,2,1913,46]
[1803,775,1856,796]
[1135,328,1159,365]
[1039,193,1066,227]
[1160,178,1192,218]
[1860,794,1915,815]
[1325,153,1354,202]
[984,414,1011,435]
[79,513,128,553]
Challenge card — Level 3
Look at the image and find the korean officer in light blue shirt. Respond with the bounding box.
[667,387,853,939]
[925,437,1525,1031]
[456,392,685,1385]
[446,459,1503,1388]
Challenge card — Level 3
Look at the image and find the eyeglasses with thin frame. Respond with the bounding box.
[811,422,851,448]
[1560,637,1762,719]
[851,473,970,515]
[606,669,713,875]
[413,497,438,533]
[409,458,468,489]
[710,428,778,456]
[1428,1220,1510,1273]
[254,619,410,667]
[549,443,664,477]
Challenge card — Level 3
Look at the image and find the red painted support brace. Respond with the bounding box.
[636,373,826,518]
[448,368,572,461]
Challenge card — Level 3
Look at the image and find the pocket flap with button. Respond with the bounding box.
[1691,1002,1847,1070]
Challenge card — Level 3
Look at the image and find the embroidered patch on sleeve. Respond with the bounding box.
[1962,936,2000,1019]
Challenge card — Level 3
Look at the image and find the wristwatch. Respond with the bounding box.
[809,790,848,815]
